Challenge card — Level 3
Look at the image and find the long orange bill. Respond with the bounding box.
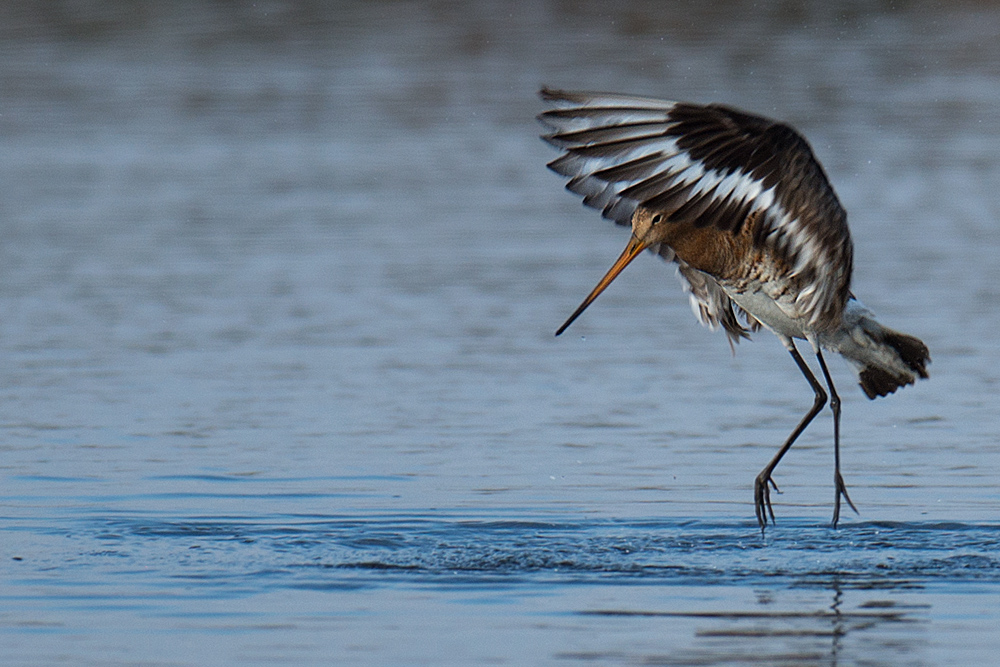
[555,234,649,336]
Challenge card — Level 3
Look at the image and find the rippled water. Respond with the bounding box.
[2,1,1000,665]
[5,509,1000,664]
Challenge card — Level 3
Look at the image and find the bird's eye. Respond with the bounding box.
[651,214,663,225]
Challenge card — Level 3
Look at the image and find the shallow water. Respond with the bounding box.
[2,1,1000,665]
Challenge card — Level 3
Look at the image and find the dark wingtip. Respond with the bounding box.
[537,87,569,133]
[539,85,559,100]
[540,86,577,102]
[859,367,907,399]
[884,331,931,379]
[859,330,931,400]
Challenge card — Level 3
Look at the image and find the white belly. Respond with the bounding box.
[725,286,810,340]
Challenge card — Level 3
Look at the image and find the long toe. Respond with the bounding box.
[837,472,859,512]
[832,472,859,527]
[754,480,765,529]
[754,474,776,530]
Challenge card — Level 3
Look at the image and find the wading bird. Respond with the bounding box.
[539,88,929,530]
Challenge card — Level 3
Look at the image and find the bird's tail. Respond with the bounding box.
[825,300,930,399]
[855,326,930,399]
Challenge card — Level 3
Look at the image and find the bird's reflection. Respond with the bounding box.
[582,577,929,666]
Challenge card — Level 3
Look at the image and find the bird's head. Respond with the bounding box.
[555,209,668,336]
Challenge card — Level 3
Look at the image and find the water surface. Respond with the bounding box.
[2,1,999,664]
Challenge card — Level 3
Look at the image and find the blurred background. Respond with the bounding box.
[2,0,995,513]
[2,1,999,664]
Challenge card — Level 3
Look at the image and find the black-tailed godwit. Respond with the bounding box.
[539,88,930,530]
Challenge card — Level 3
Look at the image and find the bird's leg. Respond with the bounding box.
[755,341,827,532]
[814,349,859,527]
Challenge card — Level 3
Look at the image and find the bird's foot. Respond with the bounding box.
[831,471,859,528]
[754,471,782,532]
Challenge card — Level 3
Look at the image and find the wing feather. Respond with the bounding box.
[539,87,853,330]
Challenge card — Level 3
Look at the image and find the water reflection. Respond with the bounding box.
[579,589,928,667]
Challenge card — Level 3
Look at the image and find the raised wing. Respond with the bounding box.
[538,87,854,330]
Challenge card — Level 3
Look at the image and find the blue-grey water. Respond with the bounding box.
[2,1,999,665]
